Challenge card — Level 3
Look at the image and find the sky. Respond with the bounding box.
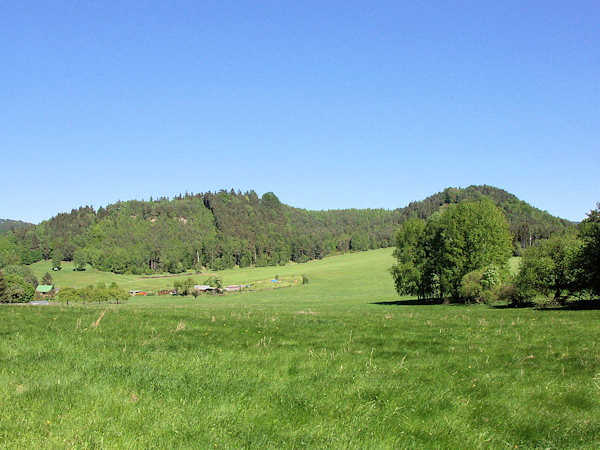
[1,1,598,224]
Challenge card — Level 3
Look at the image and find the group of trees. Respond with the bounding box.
[56,282,128,305]
[399,186,573,251]
[391,199,600,306]
[0,270,36,303]
[0,265,41,303]
[0,190,406,274]
[391,198,513,301]
[0,186,573,275]
[173,275,223,296]
[513,203,600,305]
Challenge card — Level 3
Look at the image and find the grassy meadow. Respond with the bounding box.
[2,249,600,447]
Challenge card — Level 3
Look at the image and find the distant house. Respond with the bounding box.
[224,285,242,292]
[36,285,55,297]
[193,285,215,292]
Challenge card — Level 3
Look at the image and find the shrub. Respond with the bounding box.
[57,287,80,305]
[302,274,309,284]
[2,274,35,303]
[495,281,519,305]
[2,265,38,288]
[459,270,483,303]
[204,276,223,290]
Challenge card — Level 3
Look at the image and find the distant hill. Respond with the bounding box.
[398,185,574,248]
[0,219,33,235]
[0,186,574,272]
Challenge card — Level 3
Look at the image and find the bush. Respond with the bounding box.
[42,272,53,285]
[174,277,196,295]
[2,265,38,288]
[459,270,484,303]
[302,274,309,284]
[204,276,223,290]
[56,287,80,305]
[495,282,519,305]
[57,285,128,305]
[459,266,503,304]
[2,274,35,303]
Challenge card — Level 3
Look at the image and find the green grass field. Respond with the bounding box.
[2,249,599,447]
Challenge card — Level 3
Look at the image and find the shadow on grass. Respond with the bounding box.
[492,302,536,309]
[534,299,600,311]
[372,298,448,306]
[372,298,600,310]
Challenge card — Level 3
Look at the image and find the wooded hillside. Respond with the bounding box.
[0,186,573,273]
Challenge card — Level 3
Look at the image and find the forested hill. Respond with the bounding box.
[400,186,574,248]
[0,219,33,235]
[0,186,573,273]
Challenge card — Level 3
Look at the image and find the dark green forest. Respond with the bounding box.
[0,186,573,274]
[0,219,32,235]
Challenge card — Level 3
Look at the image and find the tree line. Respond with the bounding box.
[0,265,129,304]
[0,186,573,275]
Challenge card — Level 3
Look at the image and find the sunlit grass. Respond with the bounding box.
[3,249,599,447]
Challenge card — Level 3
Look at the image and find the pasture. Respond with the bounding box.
[2,249,599,447]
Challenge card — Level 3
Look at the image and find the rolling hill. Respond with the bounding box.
[0,186,573,272]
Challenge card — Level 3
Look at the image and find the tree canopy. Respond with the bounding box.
[0,186,572,274]
[391,198,513,301]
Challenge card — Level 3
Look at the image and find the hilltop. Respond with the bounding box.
[0,219,33,235]
[0,186,573,272]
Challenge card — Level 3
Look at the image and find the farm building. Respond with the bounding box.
[193,285,216,292]
[36,285,54,297]
[224,285,242,292]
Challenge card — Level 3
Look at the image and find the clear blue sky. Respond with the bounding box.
[1,1,598,224]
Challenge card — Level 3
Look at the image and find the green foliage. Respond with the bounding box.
[458,266,503,304]
[390,218,430,299]
[0,218,32,235]
[0,186,574,276]
[458,269,484,303]
[56,284,128,305]
[173,277,196,295]
[73,249,87,271]
[52,249,62,271]
[495,280,518,305]
[42,271,53,286]
[204,276,222,290]
[301,274,309,284]
[56,287,80,305]
[2,274,35,303]
[400,185,574,251]
[2,264,39,287]
[392,198,513,301]
[516,233,582,305]
[578,203,600,297]
[0,270,6,300]
[108,286,128,304]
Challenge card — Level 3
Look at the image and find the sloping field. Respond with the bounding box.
[2,249,599,447]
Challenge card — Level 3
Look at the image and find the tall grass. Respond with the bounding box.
[2,249,599,447]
